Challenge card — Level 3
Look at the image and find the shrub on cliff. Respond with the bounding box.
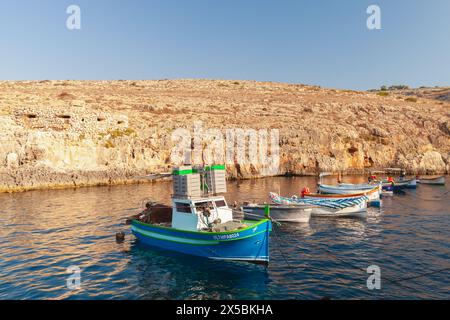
[57,92,76,100]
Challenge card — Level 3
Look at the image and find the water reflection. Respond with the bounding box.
[0,176,448,299]
[128,241,270,300]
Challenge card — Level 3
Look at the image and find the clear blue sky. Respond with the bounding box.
[0,0,449,90]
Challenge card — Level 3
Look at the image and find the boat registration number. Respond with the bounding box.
[213,233,239,240]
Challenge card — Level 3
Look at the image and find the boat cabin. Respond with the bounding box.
[172,196,233,231]
[130,165,240,232]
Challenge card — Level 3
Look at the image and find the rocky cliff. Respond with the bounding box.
[0,80,449,192]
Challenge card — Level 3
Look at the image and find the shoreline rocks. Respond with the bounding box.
[0,80,449,193]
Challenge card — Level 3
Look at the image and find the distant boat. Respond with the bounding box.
[318,183,377,194]
[381,178,417,190]
[317,172,382,203]
[367,169,417,190]
[242,203,313,223]
[417,175,446,185]
[269,192,368,218]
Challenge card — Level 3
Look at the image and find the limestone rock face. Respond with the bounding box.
[0,80,449,192]
[418,151,447,173]
[6,153,19,168]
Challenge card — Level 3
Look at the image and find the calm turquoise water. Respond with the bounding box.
[0,176,449,299]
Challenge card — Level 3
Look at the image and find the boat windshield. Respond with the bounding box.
[214,200,227,208]
[175,202,192,213]
[194,201,215,214]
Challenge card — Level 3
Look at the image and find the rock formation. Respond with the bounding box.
[0,80,448,192]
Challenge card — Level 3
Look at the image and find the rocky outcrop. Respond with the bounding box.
[381,86,450,102]
[0,80,449,192]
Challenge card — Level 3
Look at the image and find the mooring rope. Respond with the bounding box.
[270,222,296,273]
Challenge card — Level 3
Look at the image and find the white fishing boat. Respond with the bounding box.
[318,182,382,197]
[269,192,368,218]
[311,202,367,218]
[242,203,313,223]
[417,175,446,185]
[304,186,381,207]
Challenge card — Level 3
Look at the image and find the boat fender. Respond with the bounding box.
[115,231,125,243]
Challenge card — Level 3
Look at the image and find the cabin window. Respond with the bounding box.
[195,201,213,209]
[195,201,214,214]
[215,200,226,208]
[175,202,191,213]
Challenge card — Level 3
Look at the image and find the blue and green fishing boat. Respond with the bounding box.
[130,165,271,264]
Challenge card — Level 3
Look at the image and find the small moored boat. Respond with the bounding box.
[305,186,381,207]
[368,169,417,190]
[417,175,445,185]
[269,192,368,218]
[318,183,377,194]
[242,203,313,223]
[381,178,416,190]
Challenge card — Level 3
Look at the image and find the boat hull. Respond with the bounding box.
[382,178,417,190]
[242,205,312,223]
[318,183,381,195]
[131,219,271,263]
[269,192,368,218]
[311,201,367,218]
[417,176,445,185]
[308,186,381,207]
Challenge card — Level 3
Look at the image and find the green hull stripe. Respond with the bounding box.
[132,226,218,246]
[132,225,267,244]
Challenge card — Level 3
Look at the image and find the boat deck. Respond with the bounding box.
[130,201,252,233]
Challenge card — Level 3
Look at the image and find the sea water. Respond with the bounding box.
[0,176,448,299]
